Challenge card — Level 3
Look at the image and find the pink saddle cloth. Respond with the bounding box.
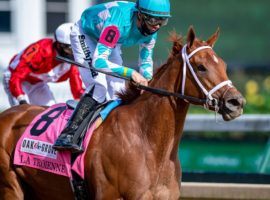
[13,103,102,179]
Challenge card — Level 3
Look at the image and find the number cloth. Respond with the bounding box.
[13,104,100,178]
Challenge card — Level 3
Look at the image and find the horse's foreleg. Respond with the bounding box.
[0,149,24,200]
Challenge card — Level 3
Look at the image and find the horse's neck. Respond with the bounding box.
[138,58,189,158]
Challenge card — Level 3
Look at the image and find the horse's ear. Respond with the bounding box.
[207,27,220,47]
[187,26,196,48]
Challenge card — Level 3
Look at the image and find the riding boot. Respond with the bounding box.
[53,93,98,153]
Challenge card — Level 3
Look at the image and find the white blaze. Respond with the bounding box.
[213,55,219,63]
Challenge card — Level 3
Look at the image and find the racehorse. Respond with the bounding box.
[0,27,245,200]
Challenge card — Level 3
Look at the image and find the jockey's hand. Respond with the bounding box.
[131,71,148,87]
[19,100,28,105]
[17,95,28,105]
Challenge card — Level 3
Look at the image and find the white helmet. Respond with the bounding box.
[54,23,73,45]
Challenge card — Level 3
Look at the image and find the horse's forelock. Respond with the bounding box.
[169,31,184,57]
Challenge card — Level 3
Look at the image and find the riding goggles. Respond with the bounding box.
[141,13,169,26]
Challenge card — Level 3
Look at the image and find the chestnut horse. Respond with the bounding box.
[0,27,245,200]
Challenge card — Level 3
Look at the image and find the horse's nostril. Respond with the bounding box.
[225,97,244,112]
[227,98,241,107]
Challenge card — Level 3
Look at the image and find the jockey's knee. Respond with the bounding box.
[86,84,107,103]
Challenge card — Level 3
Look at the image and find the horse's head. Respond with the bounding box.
[171,27,245,121]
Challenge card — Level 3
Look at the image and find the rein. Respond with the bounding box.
[56,55,207,104]
[57,45,233,106]
[134,83,206,103]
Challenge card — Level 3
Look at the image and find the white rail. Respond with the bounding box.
[181,182,270,200]
[184,114,270,132]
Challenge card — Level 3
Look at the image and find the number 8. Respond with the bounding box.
[30,106,66,136]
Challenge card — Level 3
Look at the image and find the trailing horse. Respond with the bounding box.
[0,27,245,199]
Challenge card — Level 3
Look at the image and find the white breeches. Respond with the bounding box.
[70,21,126,103]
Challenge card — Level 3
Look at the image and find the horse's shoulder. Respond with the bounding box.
[106,104,131,122]
[100,104,139,136]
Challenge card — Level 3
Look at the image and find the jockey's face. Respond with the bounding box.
[55,42,74,59]
[59,43,73,56]
[145,23,161,33]
[137,12,168,35]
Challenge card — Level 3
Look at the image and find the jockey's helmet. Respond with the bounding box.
[55,23,73,45]
[136,0,171,18]
[54,23,74,58]
[136,0,171,35]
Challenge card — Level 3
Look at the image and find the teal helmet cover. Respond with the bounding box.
[136,0,171,18]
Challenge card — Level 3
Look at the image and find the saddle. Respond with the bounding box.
[65,99,108,153]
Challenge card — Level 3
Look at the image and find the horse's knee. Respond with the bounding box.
[140,191,153,200]
[154,185,170,200]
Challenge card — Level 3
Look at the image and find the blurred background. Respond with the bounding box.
[0,0,269,192]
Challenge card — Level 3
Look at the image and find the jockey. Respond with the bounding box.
[53,0,171,152]
[3,23,85,106]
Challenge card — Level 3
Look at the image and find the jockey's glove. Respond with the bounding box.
[19,100,28,105]
[17,95,28,105]
[131,71,148,87]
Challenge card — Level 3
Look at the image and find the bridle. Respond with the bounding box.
[180,44,233,110]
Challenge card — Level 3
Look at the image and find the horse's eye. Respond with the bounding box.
[197,64,206,72]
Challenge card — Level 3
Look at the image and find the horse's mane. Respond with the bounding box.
[118,31,184,104]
